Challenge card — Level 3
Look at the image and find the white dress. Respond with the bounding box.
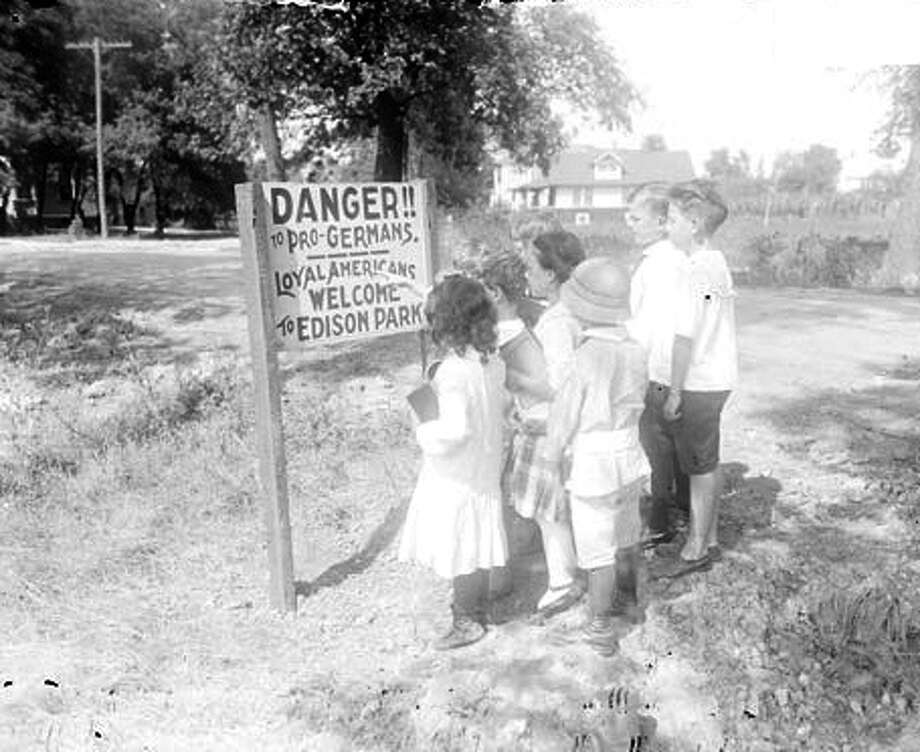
[398,349,508,578]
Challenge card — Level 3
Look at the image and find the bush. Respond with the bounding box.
[745,232,888,288]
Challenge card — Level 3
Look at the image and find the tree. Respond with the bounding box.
[220,1,637,195]
[0,0,91,230]
[641,134,667,151]
[704,148,752,181]
[876,65,920,288]
[773,144,841,195]
[67,0,246,233]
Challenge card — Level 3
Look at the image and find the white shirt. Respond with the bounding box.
[522,300,581,422]
[626,239,693,386]
[682,249,738,391]
[533,300,581,392]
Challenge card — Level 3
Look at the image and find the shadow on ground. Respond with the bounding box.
[758,357,919,491]
[0,250,242,314]
[1,251,247,382]
[282,331,425,385]
[295,501,409,602]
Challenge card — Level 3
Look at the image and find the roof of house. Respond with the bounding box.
[513,146,695,190]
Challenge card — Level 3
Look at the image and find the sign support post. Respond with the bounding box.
[236,182,296,613]
[236,178,433,612]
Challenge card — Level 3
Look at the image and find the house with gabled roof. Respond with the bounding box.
[491,145,695,225]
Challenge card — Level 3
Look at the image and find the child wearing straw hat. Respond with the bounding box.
[398,275,509,650]
[536,257,650,655]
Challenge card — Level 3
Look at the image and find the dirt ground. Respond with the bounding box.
[1,235,919,751]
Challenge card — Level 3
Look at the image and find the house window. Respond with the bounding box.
[575,212,591,226]
[594,155,622,181]
[548,187,556,207]
[574,187,593,207]
[530,190,539,208]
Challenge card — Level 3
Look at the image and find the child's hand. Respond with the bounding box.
[372,271,429,301]
[663,389,682,421]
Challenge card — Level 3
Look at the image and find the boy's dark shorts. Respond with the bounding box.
[673,389,730,475]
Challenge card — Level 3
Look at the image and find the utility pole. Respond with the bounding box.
[66,37,132,239]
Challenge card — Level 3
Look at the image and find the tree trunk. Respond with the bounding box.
[123,173,144,235]
[152,178,167,238]
[258,106,285,181]
[35,160,48,232]
[68,161,86,221]
[123,200,137,235]
[374,91,406,182]
[879,130,920,289]
[0,190,8,235]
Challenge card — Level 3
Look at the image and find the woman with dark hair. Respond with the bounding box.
[398,275,509,650]
[506,230,587,616]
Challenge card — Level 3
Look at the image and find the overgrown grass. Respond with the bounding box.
[0,333,419,748]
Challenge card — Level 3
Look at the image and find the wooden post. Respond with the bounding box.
[93,37,106,239]
[424,178,440,279]
[65,38,131,238]
[235,182,296,613]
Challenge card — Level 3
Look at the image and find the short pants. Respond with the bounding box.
[570,481,643,569]
[673,389,730,475]
[641,382,730,477]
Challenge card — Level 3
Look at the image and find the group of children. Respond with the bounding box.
[398,180,739,655]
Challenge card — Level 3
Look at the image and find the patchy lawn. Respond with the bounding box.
[1,236,919,751]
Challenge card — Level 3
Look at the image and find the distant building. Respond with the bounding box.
[491,145,695,225]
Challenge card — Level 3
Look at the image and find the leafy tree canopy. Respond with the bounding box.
[877,65,920,158]
[220,0,638,188]
[704,148,752,181]
[773,144,841,195]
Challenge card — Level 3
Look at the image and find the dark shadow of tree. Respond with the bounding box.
[281,330,425,385]
[0,250,246,383]
[753,363,920,544]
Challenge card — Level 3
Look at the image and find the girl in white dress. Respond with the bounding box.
[398,275,508,650]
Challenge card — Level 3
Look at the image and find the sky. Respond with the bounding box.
[558,0,920,181]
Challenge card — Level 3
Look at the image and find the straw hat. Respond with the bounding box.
[559,257,631,326]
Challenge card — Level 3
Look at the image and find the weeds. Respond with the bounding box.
[758,577,920,746]
[0,304,150,378]
[746,232,888,287]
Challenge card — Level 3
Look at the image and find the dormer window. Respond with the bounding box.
[594,154,622,181]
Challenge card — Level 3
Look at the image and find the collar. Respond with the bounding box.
[496,317,525,347]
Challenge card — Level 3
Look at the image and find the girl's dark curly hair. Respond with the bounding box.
[425,275,497,358]
[532,230,586,284]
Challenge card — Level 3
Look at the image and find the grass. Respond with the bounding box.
[0,307,421,749]
[3,236,919,750]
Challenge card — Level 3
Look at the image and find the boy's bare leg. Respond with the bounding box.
[682,471,718,561]
[705,467,721,550]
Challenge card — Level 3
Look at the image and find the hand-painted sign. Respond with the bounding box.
[260,180,432,347]
[235,180,436,612]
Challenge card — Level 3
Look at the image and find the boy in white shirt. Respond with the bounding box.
[658,181,738,576]
[624,184,693,546]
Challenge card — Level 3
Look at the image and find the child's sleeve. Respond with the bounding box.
[415,361,470,455]
[669,258,696,342]
[540,363,585,466]
[541,319,579,393]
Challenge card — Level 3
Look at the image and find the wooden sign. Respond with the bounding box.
[235,180,434,612]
